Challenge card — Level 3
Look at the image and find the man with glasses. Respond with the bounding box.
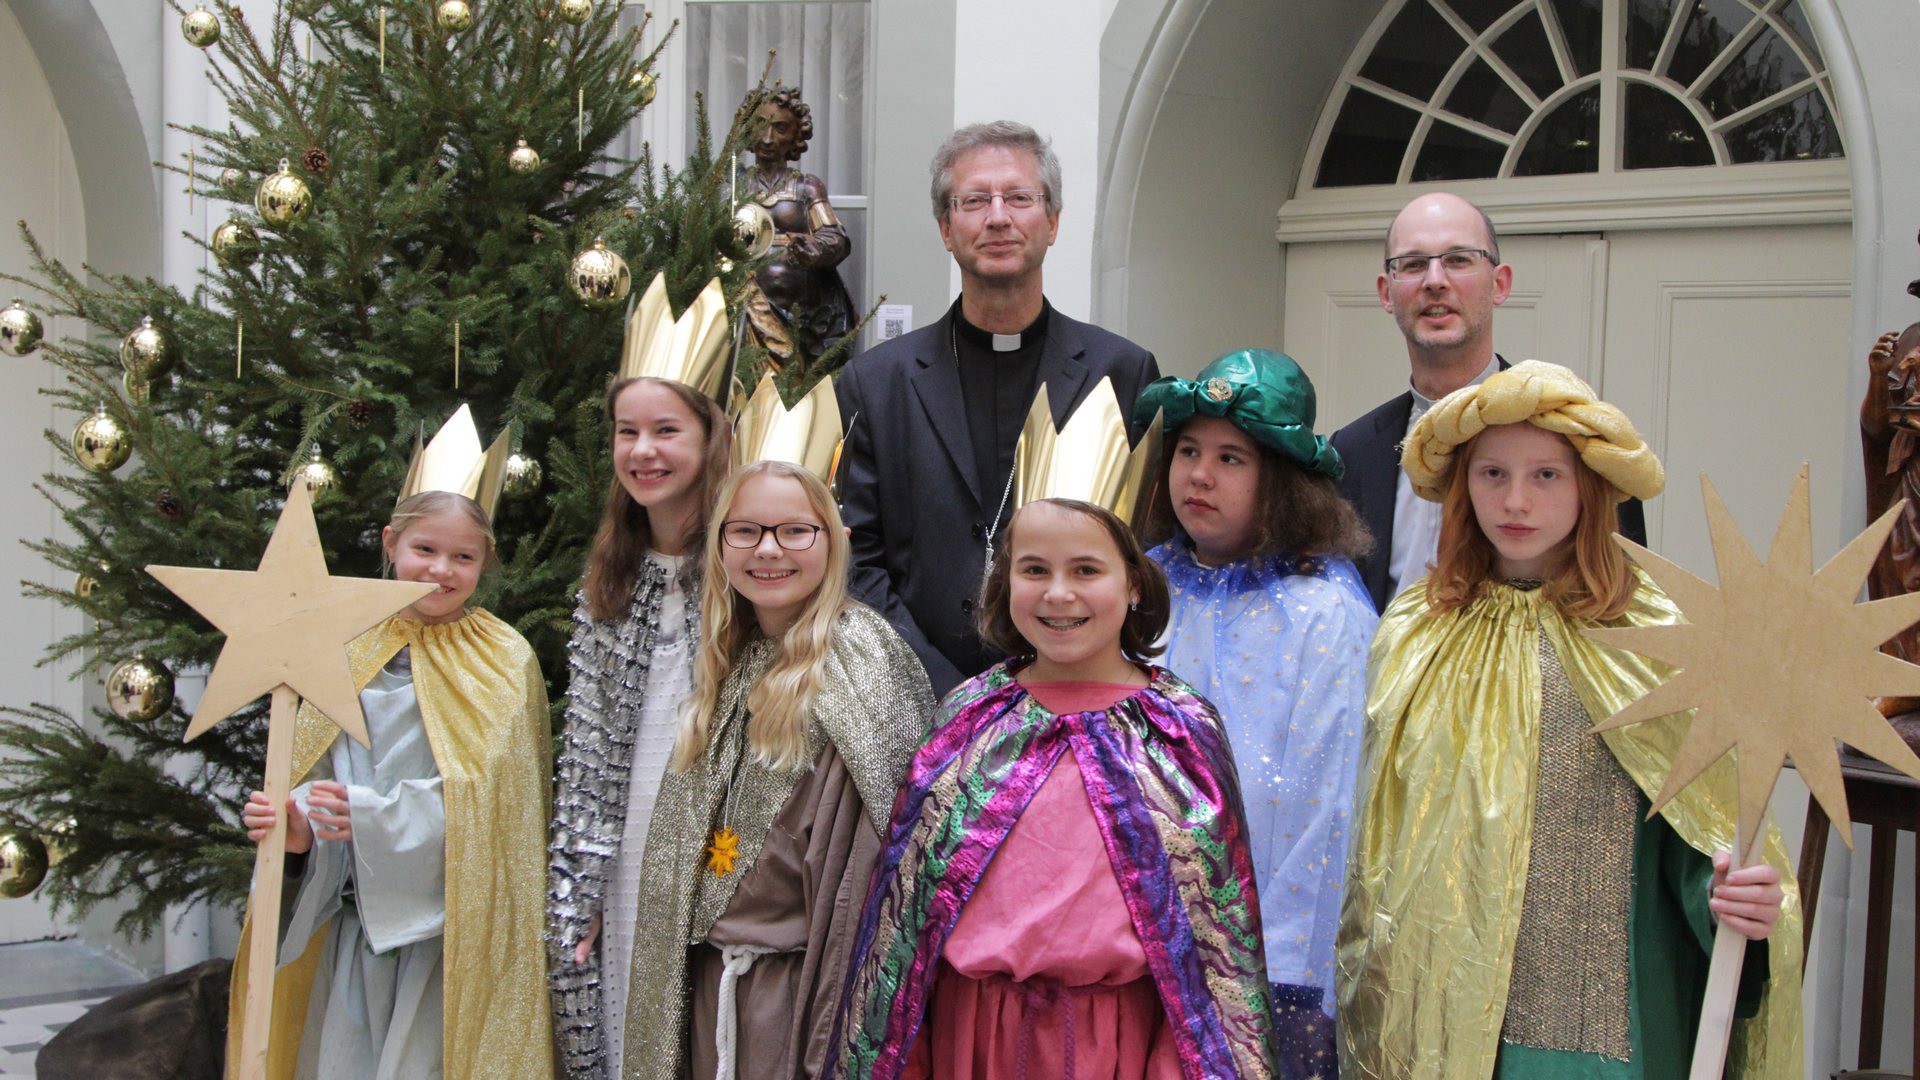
[1330,192,1645,612]
[837,120,1159,694]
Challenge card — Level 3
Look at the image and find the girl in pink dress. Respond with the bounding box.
[834,498,1278,1079]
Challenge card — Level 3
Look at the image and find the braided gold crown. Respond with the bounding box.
[1014,377,1163,528]
[619,273,733,402]
[729,372,843,485]
[396,404,511,521]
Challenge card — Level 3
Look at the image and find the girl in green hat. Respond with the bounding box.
[1134,349,1377,1077]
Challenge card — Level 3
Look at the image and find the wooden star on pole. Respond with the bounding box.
[148,480,432,745]
[1584,464,1920,1080]
[145,480,430,1080]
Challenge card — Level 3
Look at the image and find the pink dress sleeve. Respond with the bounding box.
[905,680,1183,1078]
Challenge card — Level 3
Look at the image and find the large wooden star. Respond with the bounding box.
[146,480,432,743]
[1587,465,1920,858]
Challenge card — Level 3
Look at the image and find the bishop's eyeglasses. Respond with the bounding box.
[1383,248,1495,281]
[948,190,1045,215]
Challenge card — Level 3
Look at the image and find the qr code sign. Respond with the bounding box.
[881,318,906,339]
[875,305,911,341]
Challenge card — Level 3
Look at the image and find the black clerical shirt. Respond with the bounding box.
[952,300,1049,509]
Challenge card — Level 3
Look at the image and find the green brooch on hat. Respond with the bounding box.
[1133,349,1343,480]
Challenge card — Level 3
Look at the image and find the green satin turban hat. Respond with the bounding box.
[1132,348,1343,480]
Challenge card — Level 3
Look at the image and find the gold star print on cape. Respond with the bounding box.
[1586,466,1920,856]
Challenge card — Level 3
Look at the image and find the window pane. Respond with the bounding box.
[1725,88,1843,162]
[1667,0,1754,89]
[1445,59,1532,134]
[1549,0,1603,76]
[1775,1,1822,70]
[1513,85,1600,175]
[1700,26,1813,119]
[1493,10,1563,98]
[1413,120,1509,181]
[685,3,868,197]
[1623,82,1715,168]
[1625,0,1677,71]
[1360,1,1467,102]
[1442,0,1515,34]
[1316,89,1419,187]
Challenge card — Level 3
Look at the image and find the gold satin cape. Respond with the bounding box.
[223,609,553,1080]
[1336,578,1802,1079]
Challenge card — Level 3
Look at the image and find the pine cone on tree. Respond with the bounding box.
[303,146,331,175]
[345,399,374,427]
[153,488,183,519]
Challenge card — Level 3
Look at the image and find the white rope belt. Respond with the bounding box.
[713,942,779,1080]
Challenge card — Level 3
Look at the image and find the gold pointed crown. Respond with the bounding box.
[397,404,512,520]
[619,273,733,401]
[1014,377,1164,528]
[729,373,843,485]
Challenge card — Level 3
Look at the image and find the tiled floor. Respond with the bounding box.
[0,940,144,1079]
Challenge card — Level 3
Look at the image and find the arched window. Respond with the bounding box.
[1308,0,1841,188]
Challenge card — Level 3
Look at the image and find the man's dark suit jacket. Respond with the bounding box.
[836,307,1160,696]
[1330,365,1648,614]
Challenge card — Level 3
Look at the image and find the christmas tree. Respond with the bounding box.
[0,0,767,933]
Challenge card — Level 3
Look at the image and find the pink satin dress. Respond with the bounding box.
[903,680,1183,1079]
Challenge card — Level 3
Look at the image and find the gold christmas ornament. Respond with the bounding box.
[45,816,79,867]
[182,5,221,48]
[507,138,542,175]
[731,202,775,259]
[104,654,176,724]
[630,68,657,108]
[0,298,43,356]
[212,218,259,269]
[298,444,341,497]
[119,316,173,380]
[122,370,157,406]
[218,166,246,192]
[75,561,110,599]
[502,451,543,500]
[0,830,49,899]
[71,404,132,474]
[254,159,313,229]
[556,0,593,24]
[567,237,631,309]
[436,0,474,33]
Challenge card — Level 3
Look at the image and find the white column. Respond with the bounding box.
[950,0,1106,321]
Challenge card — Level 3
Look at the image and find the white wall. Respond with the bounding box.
[950,0,1103,321]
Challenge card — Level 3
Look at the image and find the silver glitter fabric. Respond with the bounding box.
[545,558,703,1078]
[1502,629,1640,1060]
[620,605,934,1080]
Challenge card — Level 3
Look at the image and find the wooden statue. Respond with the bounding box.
[1862,315,1920,719]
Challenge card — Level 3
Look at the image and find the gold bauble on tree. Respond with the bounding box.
[630,68,657,108]
[71,404,131,474]
[212,218,259,269]
[218,166,246,192]
[507,138,542,175]
[436,0,474,33]
[76,559,111,600]
[104,654,175,724]
[120,315,173,380]
[0,298,43,356]
[297,444,341,497]
[254,159,313,229]
[502,452,543,500]
[732,202,775,259]
[0,830,48,899]
[122,370,159,406]
[567,237,631,309]
[555,0,593,25]
[181,4,221,48]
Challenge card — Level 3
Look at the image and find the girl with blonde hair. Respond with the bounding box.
[622,459,934,1080]
[1337,361,1802,1079]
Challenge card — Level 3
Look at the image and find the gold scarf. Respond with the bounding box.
[224,609,553,1080]
[1337,578,1802,1079]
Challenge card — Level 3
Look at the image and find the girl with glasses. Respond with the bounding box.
[547,376,733,1078]
[621,459,935,1080]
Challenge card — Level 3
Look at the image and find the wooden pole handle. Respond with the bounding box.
[237,685,300,1080]
[1688,824,1764,1079]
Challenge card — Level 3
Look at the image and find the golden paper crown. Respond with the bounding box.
[619,273,733,401]
[1014,377,1163,528]
[397,404,511,520]
[729,373,843,485]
